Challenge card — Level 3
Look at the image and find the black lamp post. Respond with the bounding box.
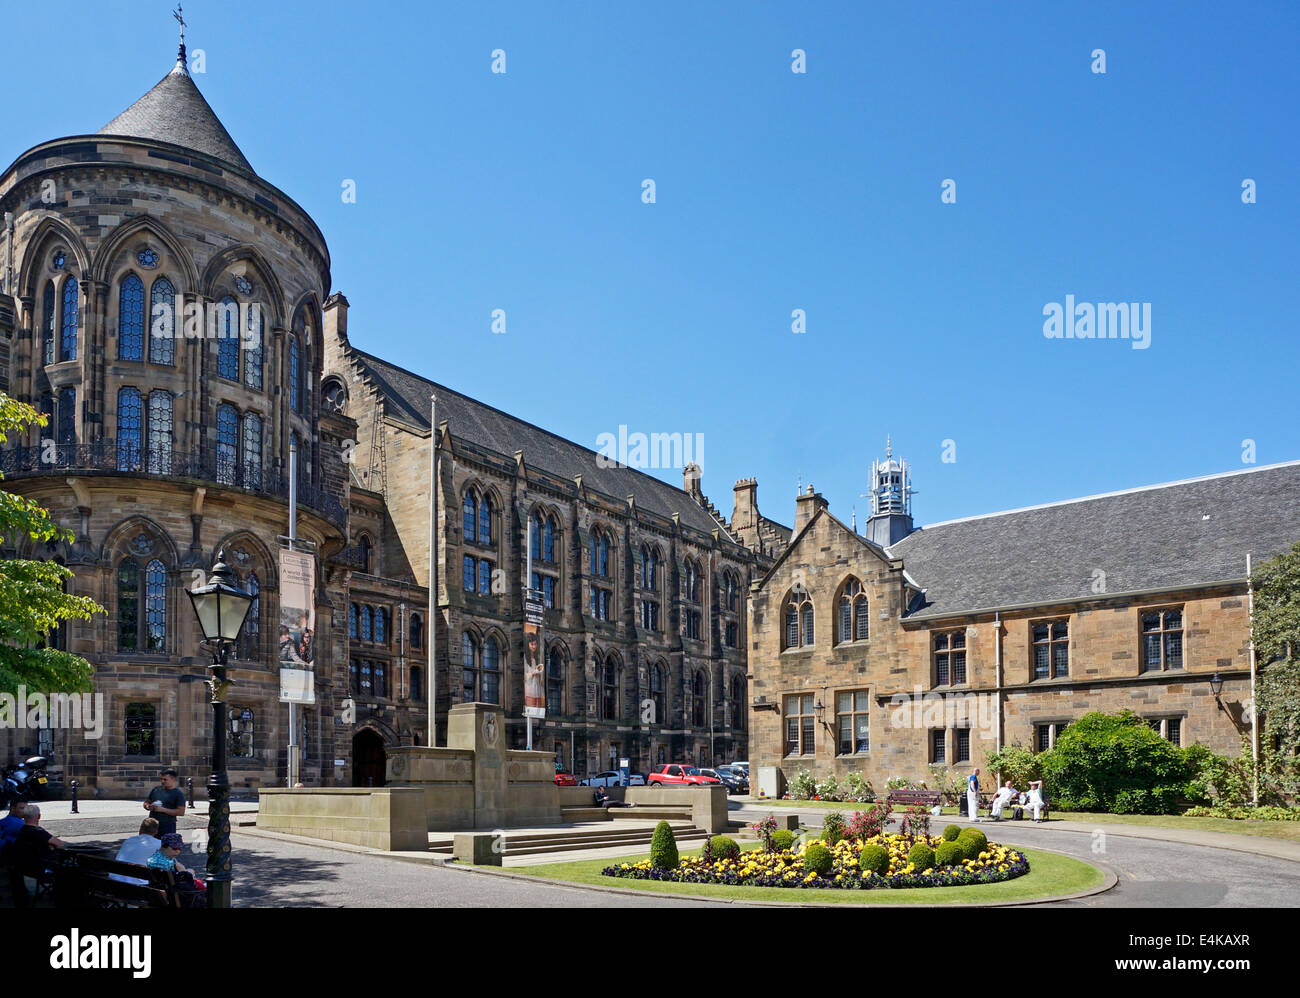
[186,550,253,910]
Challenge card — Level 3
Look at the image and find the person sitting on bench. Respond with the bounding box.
[1025,780,1047,822]
[989,781,1020,821]
[592,787,631,809]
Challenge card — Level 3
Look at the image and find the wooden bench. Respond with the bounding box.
[886,789,943,809]
[73,854,182,908]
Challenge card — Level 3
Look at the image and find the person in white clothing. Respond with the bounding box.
[110,817,161,885]
[1025,780,1047,822]
[990,780,1019,821]
[967,768,981,822]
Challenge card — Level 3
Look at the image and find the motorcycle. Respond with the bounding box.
[1,756,52,805]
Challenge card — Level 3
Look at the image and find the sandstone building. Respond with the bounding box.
[0,45,786,795]
[747,444,1300,793]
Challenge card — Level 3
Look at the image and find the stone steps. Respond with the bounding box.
[428,821,707,857]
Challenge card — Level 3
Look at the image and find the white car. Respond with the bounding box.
[580,771,646,787]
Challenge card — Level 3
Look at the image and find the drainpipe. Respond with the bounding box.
[994,612,1003,753]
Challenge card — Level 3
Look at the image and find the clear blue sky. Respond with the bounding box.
[7,1,1297,527]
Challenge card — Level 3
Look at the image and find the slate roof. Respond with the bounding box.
[351,348,743,541]
[888,461,1300,620]
[98,60,254,174]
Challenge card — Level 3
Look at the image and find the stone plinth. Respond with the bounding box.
[257,788,428,851]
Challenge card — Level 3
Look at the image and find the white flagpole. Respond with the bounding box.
[526,515,533,752]
[428,395,437,747]
[287,438,298,788]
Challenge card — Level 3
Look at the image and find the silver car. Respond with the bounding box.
[580,771,646,787]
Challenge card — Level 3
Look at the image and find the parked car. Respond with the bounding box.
[729,760,749,775]
[554,768,578,787]
[579,771,646,787]
[646,764,722,787]
[707,766,750,794]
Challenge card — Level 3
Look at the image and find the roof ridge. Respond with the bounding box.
[907,460,1300,534]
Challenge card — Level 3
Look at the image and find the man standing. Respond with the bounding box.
[990,780,1019,821]
[144,769,186,837]
[967,768,981,822]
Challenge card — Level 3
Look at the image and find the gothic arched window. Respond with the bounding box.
[60,277,78,362]
[731,674,746,730]
[358,535,372,574]
[375,607,387,646]
[837,578,869,644]
[543,516,556,562]
[322,378,346,415]
[244,302,263,390]
[41,281,56,366]
[359,605,373,643]
[784,589,814,649]
[482,636,500,704]
[546,646,564,715]
[348,603,358,640]
[118,556,167,653]
[409,612,422,651]
[692,672,706,727]
[216,404,238,485]
[149,277,175,365]
[462,492,476,542]
[642,546,658,591]
[601,657,618,720]
[240,413,261,489]
[238,572,261,661]
[650,663,666,725]
[116,387,143,471]
[288,334,302,413]
[461,632,478,702]
[56,388,76,444]
[148,392,173,475]
[216,296,239,381]
[478,495,493,546]
[118,274,145,361]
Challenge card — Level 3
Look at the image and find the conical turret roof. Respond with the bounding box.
[98,54,253,174]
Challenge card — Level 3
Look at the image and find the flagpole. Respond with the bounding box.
[428,395,437,747]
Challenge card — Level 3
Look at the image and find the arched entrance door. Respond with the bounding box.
[352,728,387,788]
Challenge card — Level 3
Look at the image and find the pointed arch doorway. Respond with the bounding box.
[352,728,387,787]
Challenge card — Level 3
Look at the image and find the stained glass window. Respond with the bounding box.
[144,558,166,652]
[375,607,387,645]
[149,277,175,365]
[137,248,159,269]
[116,387,143,471]
[360,606,373,643]
[117,560,140,651]
[478,559,492,595]
[147,392,173,475]
[462,555,475,592]
[462,492,476,540]
[241,413,262,489]
[216,404,238,485]
[348,603,357,639]
[289,335,302,412]
[239,572,260,661]
[482,637,500,704]
[216,296,239,381]
[118,274,145,361]
[60,277,78,361]
[478,495,492,545]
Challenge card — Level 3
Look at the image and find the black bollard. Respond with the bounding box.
[70,779,79,814]
[186,776,194,808]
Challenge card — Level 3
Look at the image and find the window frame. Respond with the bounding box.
[1141,606,1185,672]
[835,689,870,756]
[783,693,816,757]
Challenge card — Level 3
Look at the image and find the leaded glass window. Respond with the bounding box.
[547,647,564,714]
[934,629,966,685]
[477,495,492,545]
[601,659,618,720]
[544,517,556,562]
[373,661,386,699]
[116,387,143,471]
[360,606,373,643]
[692,672,706,727]
[478,559,492,595]
[1143,610,1183,671]
[216,296,239,381]
[241,413,262,489]
[57,388,75,444]
[144,558,166,652]
[149,277,175,365]
[482,636,500,704]
[462,493,476,540]
[289,335,302,412]
[147,392,173,475]
[216,404,238,485]
[244,303,263,389]
[238,572,260,661]
[784,694,815,756]
[125,703,156,756]
[462,555,475,592]
[230,707,255,758]
[348,603,357,639]
[118,274,145,360]
[462,633,477,702]
[42,282,55,366]
[375,607,386,645]
[60,277,78,361]
[117,560,140,651]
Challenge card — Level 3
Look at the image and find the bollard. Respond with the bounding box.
[70,779,79,814]
[186,776,194,808]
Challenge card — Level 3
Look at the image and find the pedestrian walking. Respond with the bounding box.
[144,768,187,837]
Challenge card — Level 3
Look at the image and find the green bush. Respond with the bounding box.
[771,828,796,851]
[803,841,833,875]
[1040,710,1206,813]
[1183,805,1300,821]
[708,835,740,860]
[788,768,817,800]
[984,742,1043,787]
[649,820,679,869]
[858,842,890,876]
[907,842,935,871]
[942,824,962,841]
[822,811,846,845]
[935,841,965,867]
[843,771,876,803]
[958,827,987,860]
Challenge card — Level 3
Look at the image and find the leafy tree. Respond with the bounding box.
[984,742,1042,788]
[1252,541,1300,777]
[0,393,102,693]
[1038,710,1204,813]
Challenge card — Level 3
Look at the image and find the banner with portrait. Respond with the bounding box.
[523,597,544,718]
[278,548,316,705]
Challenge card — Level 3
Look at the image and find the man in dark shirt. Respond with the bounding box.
[8,804,66,906]
[144,769,186,837]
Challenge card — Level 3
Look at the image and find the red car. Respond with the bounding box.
[647,764,722,787]
[554,768,578,787]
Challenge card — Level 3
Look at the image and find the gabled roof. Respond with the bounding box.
[98,59,253,174]
[350,348,740,541]
[756,504,897,591]
[890,461,1300,619]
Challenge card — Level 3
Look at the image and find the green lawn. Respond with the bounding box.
[745,800,1300,843]
[506,843,1105,905]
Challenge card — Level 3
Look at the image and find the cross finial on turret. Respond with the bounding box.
[173,4,188,64]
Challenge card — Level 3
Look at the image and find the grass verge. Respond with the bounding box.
[506,843,1105,905]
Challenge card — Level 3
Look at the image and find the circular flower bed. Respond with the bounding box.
[601,833,1029,890]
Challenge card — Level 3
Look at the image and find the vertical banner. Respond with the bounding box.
[523,596,545,718]
[278,548,317,705]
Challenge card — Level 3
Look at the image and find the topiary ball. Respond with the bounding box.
[942,824,962,841]
[858,842,890,876]
[907,842,936,871]
[771,829,796,851]
[709,835,740,860]
[935,841,965,867]
[958,827,987,860]
[649,819,679,869]
[803,841,834,875]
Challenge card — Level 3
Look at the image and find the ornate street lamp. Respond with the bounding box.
[1209,672,1225,697]
[187,550,253,910]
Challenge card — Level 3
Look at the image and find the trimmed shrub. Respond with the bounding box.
[771,828,796,851]
[935,841,965,867]
[788,768,817,800]
[803,841,833,875]
[709,835,740,860]
[907,842,935,871]
[958,827,987,860]
[942,824,962,841]
[858,843,890,876]
[649,820,679,869]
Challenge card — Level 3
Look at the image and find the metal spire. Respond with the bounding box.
[171,4,189,75]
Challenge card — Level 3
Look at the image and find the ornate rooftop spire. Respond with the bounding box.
[172,4,189,76]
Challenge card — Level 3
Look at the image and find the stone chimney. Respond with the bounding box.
[683,461,702,499]
[322,292,349,344]
[794,484,827,534]
[731,478,758,534]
